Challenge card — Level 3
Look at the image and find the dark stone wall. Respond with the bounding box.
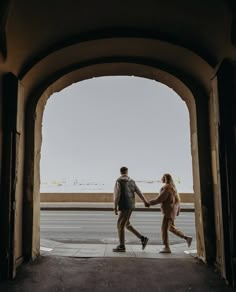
[0,73,19,280]
[217,60,236,286]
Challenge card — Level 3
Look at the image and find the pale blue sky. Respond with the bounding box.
[40,76,193,192]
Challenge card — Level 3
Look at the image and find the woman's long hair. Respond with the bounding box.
[163,173,181,203]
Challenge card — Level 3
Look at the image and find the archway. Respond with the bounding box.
[23,62,212,266]
[1,0,236,285]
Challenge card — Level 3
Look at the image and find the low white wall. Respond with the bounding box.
[40,192,194,203]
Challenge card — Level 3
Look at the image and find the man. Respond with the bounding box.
[113,166,150,252]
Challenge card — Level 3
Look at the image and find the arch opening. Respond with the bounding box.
[39,76,196,248]
[23,62,207,266]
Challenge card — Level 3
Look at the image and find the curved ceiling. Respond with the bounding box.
[0,0,235,96]
[22,38,212,97]
[41,63,195,108]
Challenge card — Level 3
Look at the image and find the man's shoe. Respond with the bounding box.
[141,237,149,250]
[113,245,126,252]
[159,247,171,253]
[186,236,193,248]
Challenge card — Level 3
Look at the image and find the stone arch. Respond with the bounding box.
[1,0,236,285]
[23,61,213,265]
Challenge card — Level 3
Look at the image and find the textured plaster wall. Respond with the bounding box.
[209,77,225,277]
[14,82,25,267]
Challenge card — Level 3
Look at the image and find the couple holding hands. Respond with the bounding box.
[113,166,192,253]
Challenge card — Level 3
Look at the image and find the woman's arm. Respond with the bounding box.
[149,186,169,206]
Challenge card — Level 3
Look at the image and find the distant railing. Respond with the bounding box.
[40,192,194,203]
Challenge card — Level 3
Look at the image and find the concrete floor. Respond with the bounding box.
[0,240,235,291]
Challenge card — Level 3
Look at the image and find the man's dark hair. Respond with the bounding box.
[120,166,128,174]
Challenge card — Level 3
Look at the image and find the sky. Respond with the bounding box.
[40,76,193,192]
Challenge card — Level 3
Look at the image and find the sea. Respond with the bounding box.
[40,178,193,193]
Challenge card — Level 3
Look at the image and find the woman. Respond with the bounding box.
[149,173,192,253]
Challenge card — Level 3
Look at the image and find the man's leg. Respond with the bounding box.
[113,210,129,252]
[125,209,142,238]
[125,209,149,250]
[117,210,129,246]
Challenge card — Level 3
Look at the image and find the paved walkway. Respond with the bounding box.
[1,239,235,292]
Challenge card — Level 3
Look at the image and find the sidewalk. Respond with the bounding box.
[39,238,197,259]
[40,202,195,211]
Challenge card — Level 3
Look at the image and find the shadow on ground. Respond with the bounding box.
[0,256,234,292]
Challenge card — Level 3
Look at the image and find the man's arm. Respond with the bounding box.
[134,183,150,207]
[113,181,121,215]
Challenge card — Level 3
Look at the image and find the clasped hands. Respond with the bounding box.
[144,200,150,208]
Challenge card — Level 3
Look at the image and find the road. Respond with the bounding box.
[40,210,196,245]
